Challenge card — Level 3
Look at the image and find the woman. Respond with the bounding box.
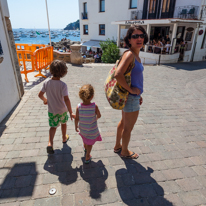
[113,25,148,159]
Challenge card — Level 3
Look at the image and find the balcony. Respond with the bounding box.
[131,10,143,20]
[82,12,88,20]
[173,5,199,19]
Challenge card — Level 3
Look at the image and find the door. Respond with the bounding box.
[148,0,158,19]
[161,0,170,18]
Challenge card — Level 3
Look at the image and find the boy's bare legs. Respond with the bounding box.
[61,123,67,142]
[48,127,56,147]
[85,144,92,161]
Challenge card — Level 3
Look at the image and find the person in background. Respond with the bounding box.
[165,41,171,53]
[165,34,171,42]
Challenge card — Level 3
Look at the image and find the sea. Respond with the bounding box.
[13,28,81,45]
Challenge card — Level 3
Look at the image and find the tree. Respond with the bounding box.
[100,39,120,63]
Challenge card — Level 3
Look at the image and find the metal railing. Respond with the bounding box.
[173,5,199,19]
[131,10,143,20]
[145,42,192,54]
[82,12,88,20]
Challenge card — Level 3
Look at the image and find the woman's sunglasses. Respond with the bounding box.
[131,34,145,39]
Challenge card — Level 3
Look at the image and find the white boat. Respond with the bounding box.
[30,34,37,38]
[14,38,20,41]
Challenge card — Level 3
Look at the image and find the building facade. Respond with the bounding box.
[79,0,206,64]
[0,0,24,123]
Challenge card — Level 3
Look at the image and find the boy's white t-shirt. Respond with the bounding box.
[41,79,68,115]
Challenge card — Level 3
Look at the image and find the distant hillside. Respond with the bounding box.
[64,20,80,30]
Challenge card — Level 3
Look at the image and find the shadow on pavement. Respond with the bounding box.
[0,162,37,199]
[44,144,77,185]
[78,158,108,199]
[23,70,51,91]
[116,159,173,206]
[0,101,20,137]
[163,61,206,71]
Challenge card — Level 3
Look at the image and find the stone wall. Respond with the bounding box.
[5,17,24,97]
[53,51,71,63]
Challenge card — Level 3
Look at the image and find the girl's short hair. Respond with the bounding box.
[50,60,68,78]
[124,25,148,48]
[79,84,94,102]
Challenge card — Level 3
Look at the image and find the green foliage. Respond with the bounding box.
[99,39,120,63]
[64,20,80,30]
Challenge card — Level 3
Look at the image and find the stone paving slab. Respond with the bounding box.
[0,62,206,205]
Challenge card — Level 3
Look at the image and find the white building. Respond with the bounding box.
[79,0,206,64]
[0,0,24,123]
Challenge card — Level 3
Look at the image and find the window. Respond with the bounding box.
[162,0,170,12]
[83,25,88,35]
[83,2,87,13]
[149,0,156,13]
[99,24,105,35]
[100,0,105,12]
[130,0,137,9]
[201,29,206,49]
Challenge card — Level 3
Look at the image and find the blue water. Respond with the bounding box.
[13,28,81,45]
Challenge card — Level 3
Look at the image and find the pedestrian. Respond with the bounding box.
[75,84,102,163]
[113,25,148,159]
[38,60,75,154]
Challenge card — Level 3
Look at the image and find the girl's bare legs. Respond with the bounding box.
[85,144,92,160]
[48,127,57,147]
[115,110,139,156]
[61,123,67,142]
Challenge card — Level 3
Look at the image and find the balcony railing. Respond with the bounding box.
[131,10,143,20]
[82,12,88,20]
[200,5,206,19]
[173,5,199,19]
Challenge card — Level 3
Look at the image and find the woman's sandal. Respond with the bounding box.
[47,146,54,154]
[85,156,92,164]
[120,152,139,159]
[114,148,122,153]
[63,134,69,143]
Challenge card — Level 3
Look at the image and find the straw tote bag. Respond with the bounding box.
[104,50,135,110]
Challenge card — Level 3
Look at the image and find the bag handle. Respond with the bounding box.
[116,50,135,74]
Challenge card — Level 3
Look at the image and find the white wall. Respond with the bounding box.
[175,0,202,7]
[0,1,20,123]
[79,0,138,42]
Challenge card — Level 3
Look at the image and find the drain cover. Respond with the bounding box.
[49,188,56,195]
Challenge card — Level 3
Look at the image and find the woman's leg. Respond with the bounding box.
[121,110,139,157]
[114,111,124,150]
[48,127,57,147]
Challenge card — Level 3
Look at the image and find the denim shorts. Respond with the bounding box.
[123,95,140,113]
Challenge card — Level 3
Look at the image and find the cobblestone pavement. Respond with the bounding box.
[0,62,206,206]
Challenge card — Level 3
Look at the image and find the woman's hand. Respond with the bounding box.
[130,87,141,95]
[139,96,143,105]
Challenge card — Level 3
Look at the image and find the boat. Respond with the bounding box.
[41,35,47,38]
[30,34,37,38]
[14,38,20,41]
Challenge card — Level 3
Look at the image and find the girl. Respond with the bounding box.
[38,60,75,154]
[75,84,102,163]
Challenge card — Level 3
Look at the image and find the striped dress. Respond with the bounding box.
[78,102,102,145]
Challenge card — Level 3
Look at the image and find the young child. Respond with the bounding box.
[38,60,75,154]
[75,84,102,163]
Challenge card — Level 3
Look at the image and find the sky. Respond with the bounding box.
[7,0,79,29]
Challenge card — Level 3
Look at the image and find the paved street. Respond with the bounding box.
[0,61,206,206]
